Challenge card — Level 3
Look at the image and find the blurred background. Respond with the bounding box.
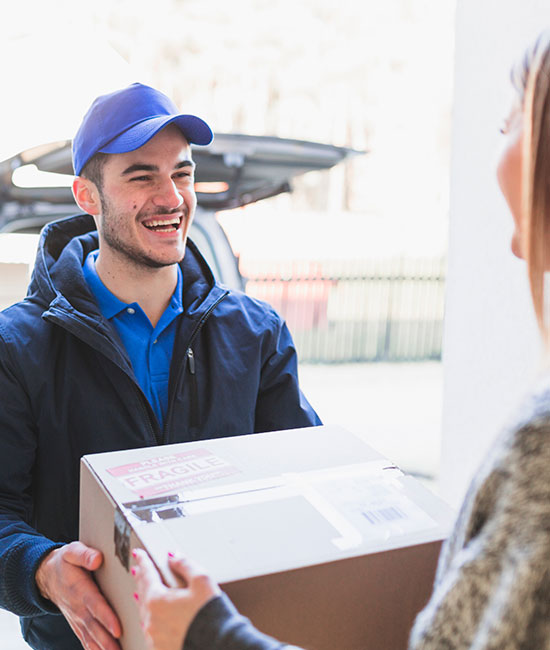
[0,1,456,646]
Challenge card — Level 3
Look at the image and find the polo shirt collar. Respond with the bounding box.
[82,249,183,320]
[82,250,127,319]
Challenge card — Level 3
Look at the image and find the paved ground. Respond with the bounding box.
[0,613,25,650]
[0,361,443,647]
[298,361,443,483]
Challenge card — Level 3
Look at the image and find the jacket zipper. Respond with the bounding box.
[187,348,199,429]
[163,290,229,441]
[137,387,160,444]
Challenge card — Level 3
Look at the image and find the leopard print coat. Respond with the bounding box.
[409,379,550,649]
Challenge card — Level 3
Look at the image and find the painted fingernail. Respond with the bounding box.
[168,552,175,558]
[131,550,138,558]
[133,592,139,601]
[131,567,136,576]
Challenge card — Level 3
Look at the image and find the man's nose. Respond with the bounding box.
[152,179,184,210]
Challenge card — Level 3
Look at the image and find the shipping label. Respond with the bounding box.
[107,448,240,498]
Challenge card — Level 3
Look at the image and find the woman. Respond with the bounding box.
[132,31,550,650]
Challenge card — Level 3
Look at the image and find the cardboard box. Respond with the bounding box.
[80,425,454,650]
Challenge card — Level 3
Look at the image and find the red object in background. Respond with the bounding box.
[246,262,335,331]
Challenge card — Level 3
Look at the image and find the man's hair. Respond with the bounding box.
[512,31,550,346]
[79,152,108,191]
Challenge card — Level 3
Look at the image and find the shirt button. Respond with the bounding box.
[153,339,158,344]
[127,307,136,315]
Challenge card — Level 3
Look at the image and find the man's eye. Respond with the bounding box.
[174,172,193,180]
[129,175,151,182]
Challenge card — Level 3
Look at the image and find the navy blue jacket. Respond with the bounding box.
[0,214,320,649]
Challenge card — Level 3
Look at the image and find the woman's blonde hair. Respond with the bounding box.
[513,32,550,345]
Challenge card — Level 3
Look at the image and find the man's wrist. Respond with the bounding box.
[34,546,59,602]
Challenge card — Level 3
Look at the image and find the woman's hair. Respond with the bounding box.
[512,31,550,345]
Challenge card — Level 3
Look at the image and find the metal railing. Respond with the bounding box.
[244,257,446,363]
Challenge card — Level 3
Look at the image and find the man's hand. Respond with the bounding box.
[35,541,122,650]
[132,549,220,650]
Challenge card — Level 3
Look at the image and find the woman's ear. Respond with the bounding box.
[72,177,101,216]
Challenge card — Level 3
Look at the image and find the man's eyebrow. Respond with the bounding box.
[121,164,158,176]
[175,160,195,170]
[120,160,195,176]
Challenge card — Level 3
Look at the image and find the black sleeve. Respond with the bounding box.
[184,594,298,650]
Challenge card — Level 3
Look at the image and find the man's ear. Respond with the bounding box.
[72,177,101,216]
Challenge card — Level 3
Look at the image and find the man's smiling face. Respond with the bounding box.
[96,124,197,270]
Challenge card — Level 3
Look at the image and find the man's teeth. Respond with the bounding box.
[144,217,181,228]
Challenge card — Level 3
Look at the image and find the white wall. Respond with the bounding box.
[0,235,38,308]
[441,0,550,506]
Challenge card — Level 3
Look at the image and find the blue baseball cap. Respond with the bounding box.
[72,83,213,175]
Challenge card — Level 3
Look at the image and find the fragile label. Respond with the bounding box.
[107,448,241,498]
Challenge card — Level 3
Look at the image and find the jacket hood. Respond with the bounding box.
[27,213,220,318]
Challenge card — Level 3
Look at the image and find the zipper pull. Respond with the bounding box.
[187,347,200,432]
[187,348,195,374]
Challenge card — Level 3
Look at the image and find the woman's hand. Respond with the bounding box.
[132,549,221,650]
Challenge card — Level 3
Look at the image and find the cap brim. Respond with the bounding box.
[99,114,213,154]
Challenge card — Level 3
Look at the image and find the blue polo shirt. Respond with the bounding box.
[82,250,183,430]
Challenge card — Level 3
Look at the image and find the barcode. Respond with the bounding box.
[361,505,406,525]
